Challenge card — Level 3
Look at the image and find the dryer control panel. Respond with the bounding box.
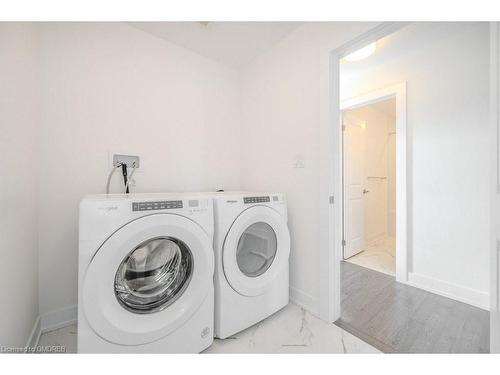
[243,196,270,204]
[132,200,183,211]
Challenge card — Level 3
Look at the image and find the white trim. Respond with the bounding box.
[25,316,41,352]
[340,83,408,284]
[490,21,500,353]
[23,305,77,350]
[406,272,489,311]
[289,286,317,315]
[40,305,77,333]
[319,22,409,323]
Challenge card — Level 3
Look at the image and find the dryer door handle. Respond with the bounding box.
[250,250,273,261]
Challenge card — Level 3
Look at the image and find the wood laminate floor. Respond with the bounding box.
[335,261,490,353]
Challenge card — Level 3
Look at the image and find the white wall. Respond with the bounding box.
[37,23,242,318]
[240,22,380,314]
[0,23,39,346]
[340,22,490,308]
[8,21,488,332]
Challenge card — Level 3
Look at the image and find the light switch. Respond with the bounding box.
[293,154,305,169]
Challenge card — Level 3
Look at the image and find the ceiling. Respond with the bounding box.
[128,22,302,70]
[340,22,480,76]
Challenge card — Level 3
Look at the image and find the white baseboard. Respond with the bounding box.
[289,286,317,315]
[406,272,489,310]
[25,316,41,352]
[40,305,77,333]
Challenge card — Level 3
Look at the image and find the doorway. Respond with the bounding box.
[339,83,407,281]
[342,98,396,277]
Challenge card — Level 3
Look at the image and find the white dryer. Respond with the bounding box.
[211,192,290,338]
[78,193,214,353]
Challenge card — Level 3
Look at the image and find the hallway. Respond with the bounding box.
[336,262,489,353]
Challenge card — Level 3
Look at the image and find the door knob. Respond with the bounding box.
[363,189,370,194]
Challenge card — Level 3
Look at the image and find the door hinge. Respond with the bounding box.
[342,124,346,131]
[342,239,346,246]
[329,195,334,204]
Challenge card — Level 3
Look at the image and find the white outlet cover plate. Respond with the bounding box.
[108,152,142,172]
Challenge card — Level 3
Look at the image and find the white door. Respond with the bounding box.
[491,22,500,353]
[343,116,367,259]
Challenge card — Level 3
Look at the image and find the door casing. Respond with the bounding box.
[489,22,499,353]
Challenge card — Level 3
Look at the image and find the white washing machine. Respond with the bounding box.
[78,193,214,353]
[211,192,290,338]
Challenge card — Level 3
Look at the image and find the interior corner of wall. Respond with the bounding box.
[40,304,78,333]
[289,285,319,317]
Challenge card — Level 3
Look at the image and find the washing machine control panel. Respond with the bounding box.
[243,196,270,204]
[132,200,183,211]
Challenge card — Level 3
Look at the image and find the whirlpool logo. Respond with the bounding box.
[98,206,118,211]
[226,200,238,204]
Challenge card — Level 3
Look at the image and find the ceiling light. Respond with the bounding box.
[343,42,377,62]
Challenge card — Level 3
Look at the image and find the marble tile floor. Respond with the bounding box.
[344,236,396,276]
[37,323,78,353]
[36,303,379,354]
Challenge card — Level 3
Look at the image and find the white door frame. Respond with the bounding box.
[318,22,408,323]
[490,22,500,353]
[340,83,407,282]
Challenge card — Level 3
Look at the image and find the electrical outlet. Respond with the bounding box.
[113,154,140,169]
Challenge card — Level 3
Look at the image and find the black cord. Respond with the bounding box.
[121,164,129,194]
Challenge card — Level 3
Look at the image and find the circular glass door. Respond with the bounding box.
[83,213,213,345]
[236,222,277,277]
[114,237,193,314]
